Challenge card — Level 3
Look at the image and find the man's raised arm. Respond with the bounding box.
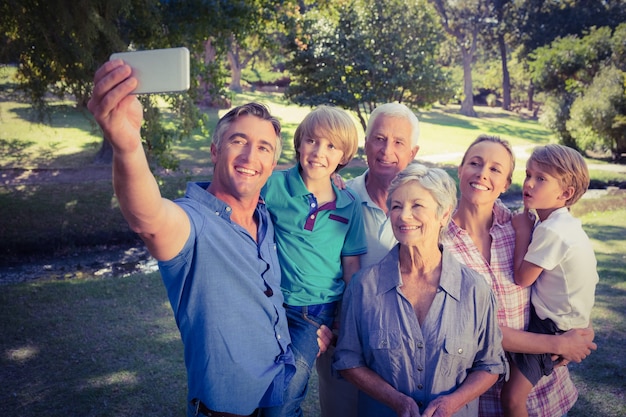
[88,60,189,261]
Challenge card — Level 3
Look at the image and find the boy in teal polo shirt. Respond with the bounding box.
[263,106,366,417]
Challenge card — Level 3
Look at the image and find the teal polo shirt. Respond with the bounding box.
[262,164,367,306]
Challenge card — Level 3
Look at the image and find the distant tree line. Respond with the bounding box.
[2,0,626,164]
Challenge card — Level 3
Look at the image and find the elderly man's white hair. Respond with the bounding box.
[364,103,420,146]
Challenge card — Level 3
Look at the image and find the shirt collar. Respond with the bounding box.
[376,245,461,302]
[439,247,462,302]
[347,170,380,210]
[447,199,512,238]
[186,181,265,220]
[285,163,356,209]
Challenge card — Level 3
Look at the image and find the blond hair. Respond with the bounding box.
[528,144,590,206]
[294,106,359,172]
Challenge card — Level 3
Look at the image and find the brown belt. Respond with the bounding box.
[191,399,258,417]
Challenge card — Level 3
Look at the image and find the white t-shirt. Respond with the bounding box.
[525,207,598,330]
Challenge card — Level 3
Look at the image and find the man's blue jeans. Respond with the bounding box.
[263,303,336,417]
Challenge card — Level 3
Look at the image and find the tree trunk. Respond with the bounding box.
[227,44,243,93]
[460,48,477,117]
[499,34,511,111]
[527,80,535,112]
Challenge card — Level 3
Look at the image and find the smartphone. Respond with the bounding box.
[109,47,190,94]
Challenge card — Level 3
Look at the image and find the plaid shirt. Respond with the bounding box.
[442,200,578,417]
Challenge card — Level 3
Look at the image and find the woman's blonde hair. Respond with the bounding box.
[293,106,359,172]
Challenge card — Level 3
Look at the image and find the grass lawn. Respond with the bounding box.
[1,75,626,415]
[1,207,624,416]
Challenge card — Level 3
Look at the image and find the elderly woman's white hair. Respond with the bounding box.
[386,162,457,241]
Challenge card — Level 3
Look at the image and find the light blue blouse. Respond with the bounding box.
[334,245,507,417]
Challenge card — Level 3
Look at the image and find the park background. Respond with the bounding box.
[2,1,626,416]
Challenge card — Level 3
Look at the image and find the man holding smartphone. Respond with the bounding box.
[88,59,330,417]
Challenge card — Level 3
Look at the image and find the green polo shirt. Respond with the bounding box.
[262,164,367,306]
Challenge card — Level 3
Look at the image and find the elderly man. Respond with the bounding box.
[316,102,420,417]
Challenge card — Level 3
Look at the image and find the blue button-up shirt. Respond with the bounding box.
[334,246,507,417]
[158,182,295,415]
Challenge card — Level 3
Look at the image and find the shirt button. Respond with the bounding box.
[417,342,424,349]
[310,202,316,208]
[277,334,281,340]
[458,348,463,354]
[417,366,423,372]
[417,384,424,390]
[226,207,231,212]
[310,214,315,219]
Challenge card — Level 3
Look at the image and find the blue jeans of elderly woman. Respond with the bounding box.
[263,302,336,417]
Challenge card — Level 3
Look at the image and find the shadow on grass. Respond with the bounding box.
[10,103,95,130]
[0,273,187,417]
[0,181,138,259]
[568,214,626,417]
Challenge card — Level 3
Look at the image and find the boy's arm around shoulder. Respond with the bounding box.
[511,210,542,288]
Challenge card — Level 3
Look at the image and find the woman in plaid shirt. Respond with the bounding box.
[441,135,596,417]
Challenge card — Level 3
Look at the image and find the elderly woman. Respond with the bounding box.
[333,162,507,417]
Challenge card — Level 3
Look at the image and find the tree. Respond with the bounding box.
[429,0,495,117]
[567,67,626,160]
[513,0,626,111]
[225,2,301,92]
[286,0,449,130]
[0,0,292,168]
[0,0,132,113]
[531,23,626,156]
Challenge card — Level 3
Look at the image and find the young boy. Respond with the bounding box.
[503,144,599,417]
[262,106,367,417]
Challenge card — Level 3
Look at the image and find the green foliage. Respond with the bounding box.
[0,0,143,113]
[285,0,450,130]
[567,65,626,158]
[529,26,615,94]
[538,94,578,149]
[517,0,626,53]
[531,23,626,156]
[0,0,295,171]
